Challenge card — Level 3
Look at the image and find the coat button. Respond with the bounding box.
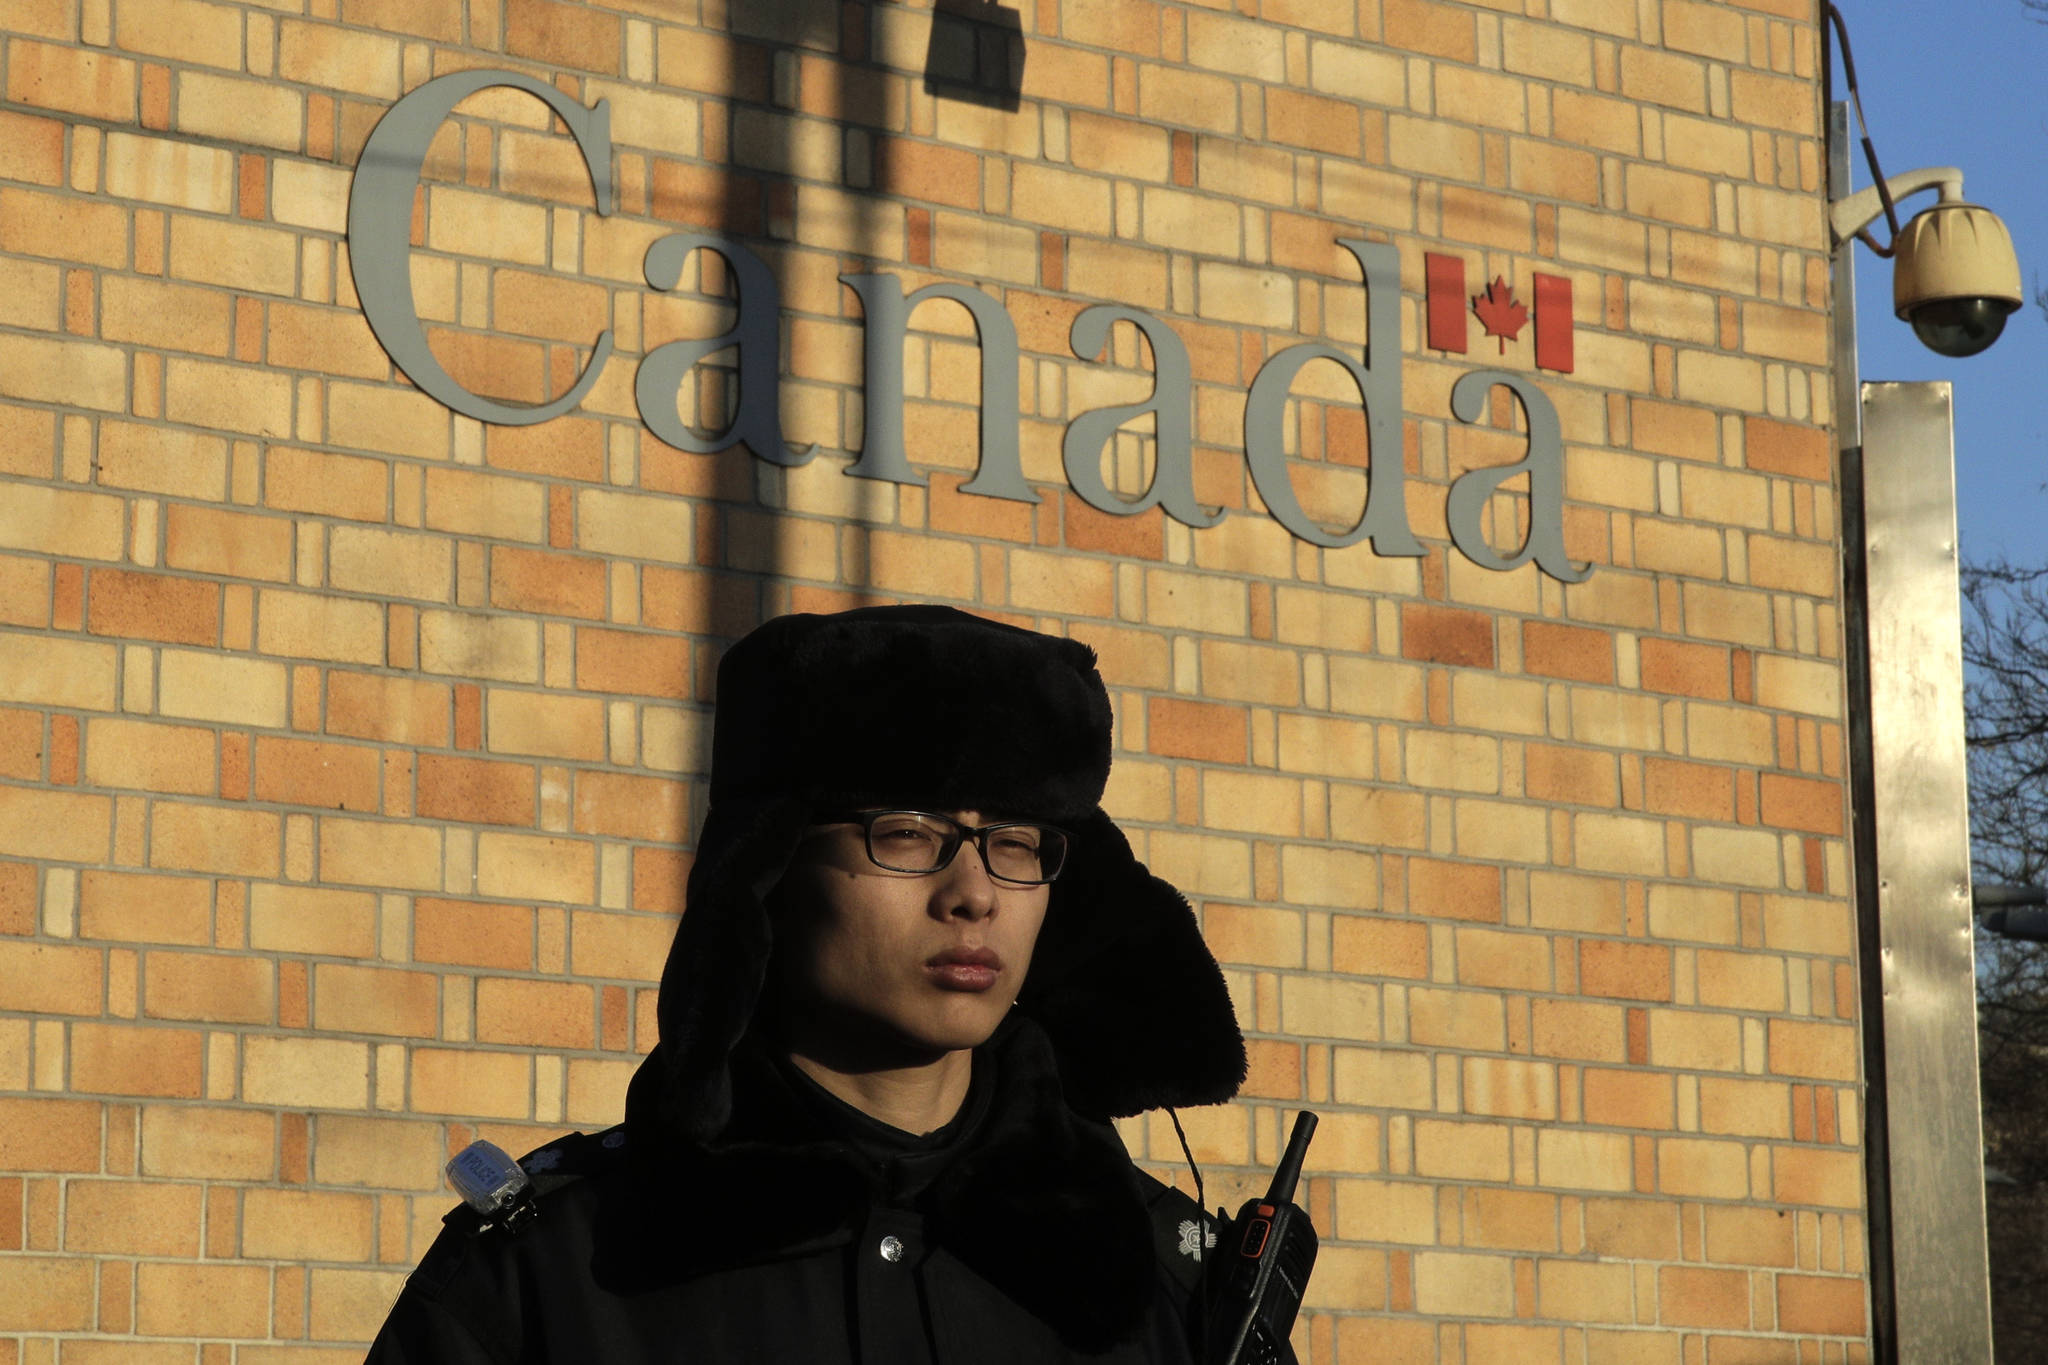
[879,1235,905,1263]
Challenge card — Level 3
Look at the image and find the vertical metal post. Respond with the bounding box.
[1857,379,1994,1364]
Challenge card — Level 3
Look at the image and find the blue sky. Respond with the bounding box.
[1841,1,2048,565]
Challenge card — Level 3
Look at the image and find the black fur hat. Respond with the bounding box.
[624,605,1246,1145]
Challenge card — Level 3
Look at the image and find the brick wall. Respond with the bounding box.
[0,0,1861,1360]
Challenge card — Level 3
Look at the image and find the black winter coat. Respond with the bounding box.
[366,1019,1220,1364]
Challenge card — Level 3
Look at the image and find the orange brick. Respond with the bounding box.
[1702,1205,1795,1268]
[78,870,214,946]
[489,546,608,620]
[85,569,219,646]
[572,770,687,843]
[504,0,619,72]
[1522,621,1614,684]
[475,977,595,1049]
[142,950,273,1025]
[0,1255,95,1329]
[1578,940,1672,1002]
[415,897,536,971]
[1402,603,1494,667]
[1461,1187,1559,1252]
[1406,858,1501,922]
[1775,1274,1865,1335]
[1331,914,1429,979]
[0,858,34,934]
[1767,1018,1857,1081]
[251,736,383,812]
[1657,1264,1749,1328]
[575,627,691,698]
[1758,772,1843,836]
[1640,637,1729,699]
[1582,1197,1679,1261]
[1745,416,1829,480]
[0,940,102,1015]
[1523,744,1617,807]
[0,1097,102,1171]
[1581,1068,1674,1129]
[266,446,388,521]
[164,504,294,582]
[415,753,535,828]
[1147,696,1247,763]
[311,963,439,1037]
[1643,757,1735,821]
[71,1022,204,1098]
[327,671,452,747]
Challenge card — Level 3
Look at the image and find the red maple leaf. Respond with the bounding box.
[1472,276,1528,353]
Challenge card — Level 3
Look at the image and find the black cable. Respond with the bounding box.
[1167,1107,1213,1362]
[1823,2,1903,256]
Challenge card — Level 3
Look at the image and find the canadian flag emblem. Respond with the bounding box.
[1424,253,1573,374]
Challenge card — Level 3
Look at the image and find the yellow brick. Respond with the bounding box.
[319,817,443,892]
[328,526,455,603]
[410,1046,528,1118]
[1333,1046,1434,1109]
[420,611,541,684]
[158,648,288,727]
[1413,1251,1515,1317]
[1410,987,1505,1051]
[104,130,235,212]
[140,1105,276,1180]
[1453,798,1549,863]
[243,1187,376,1261]
[312,1114,444,1189]
[113,0,244,67]
[0,786,111,862]
[577,488,695,565]
[134,1262,270,1338]
[168,215,299,296]
[1278,844,1378,911]
[0,630,119,709]
[1334,1177,1436,1244]
[1404,730,1499,794]
[249,883,378,957]
[1463,1056,1557,1120]
[476,832,596,904]
[1535,1129,1634,1192]
[308,1266,411,1341]
[176,70,305,153]
[327,382,451,461]
[1202,770,1302,837]
[1537,1258,1635,1324]
[484,688,605,760]
[164,355,294,437]
[256,588,385,664]
[0,333,127,411]
[1413,1118,1512,1182]
[1278,974,1380,1040]
[277,19,403,97]
[1649,1008,1742,1071]
[242,1035,372,1109]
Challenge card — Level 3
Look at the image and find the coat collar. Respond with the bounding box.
[599,1018,1158,1352]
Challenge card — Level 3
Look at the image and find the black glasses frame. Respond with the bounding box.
[824,810,1072,885]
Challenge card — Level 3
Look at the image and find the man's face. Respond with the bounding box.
[771,809,1052,1059]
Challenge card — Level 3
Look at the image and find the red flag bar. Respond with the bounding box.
[1533,272,1573,373]
[1424,252,1467,354]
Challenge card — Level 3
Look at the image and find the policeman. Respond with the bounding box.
[368,605,1248,1362]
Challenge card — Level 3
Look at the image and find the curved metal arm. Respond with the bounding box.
[1830,166,1966,249]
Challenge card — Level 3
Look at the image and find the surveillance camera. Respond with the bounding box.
[1892,200,2023,358]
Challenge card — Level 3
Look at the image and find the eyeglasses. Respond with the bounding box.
[824,810,1072,886]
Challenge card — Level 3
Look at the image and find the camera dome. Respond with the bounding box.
[1893,201,2022,358]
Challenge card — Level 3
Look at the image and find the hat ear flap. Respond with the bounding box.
[624,798,808,1145]
[1018,810,1246,1118]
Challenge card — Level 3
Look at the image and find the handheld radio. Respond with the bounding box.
[1202,1111,1319,1365]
